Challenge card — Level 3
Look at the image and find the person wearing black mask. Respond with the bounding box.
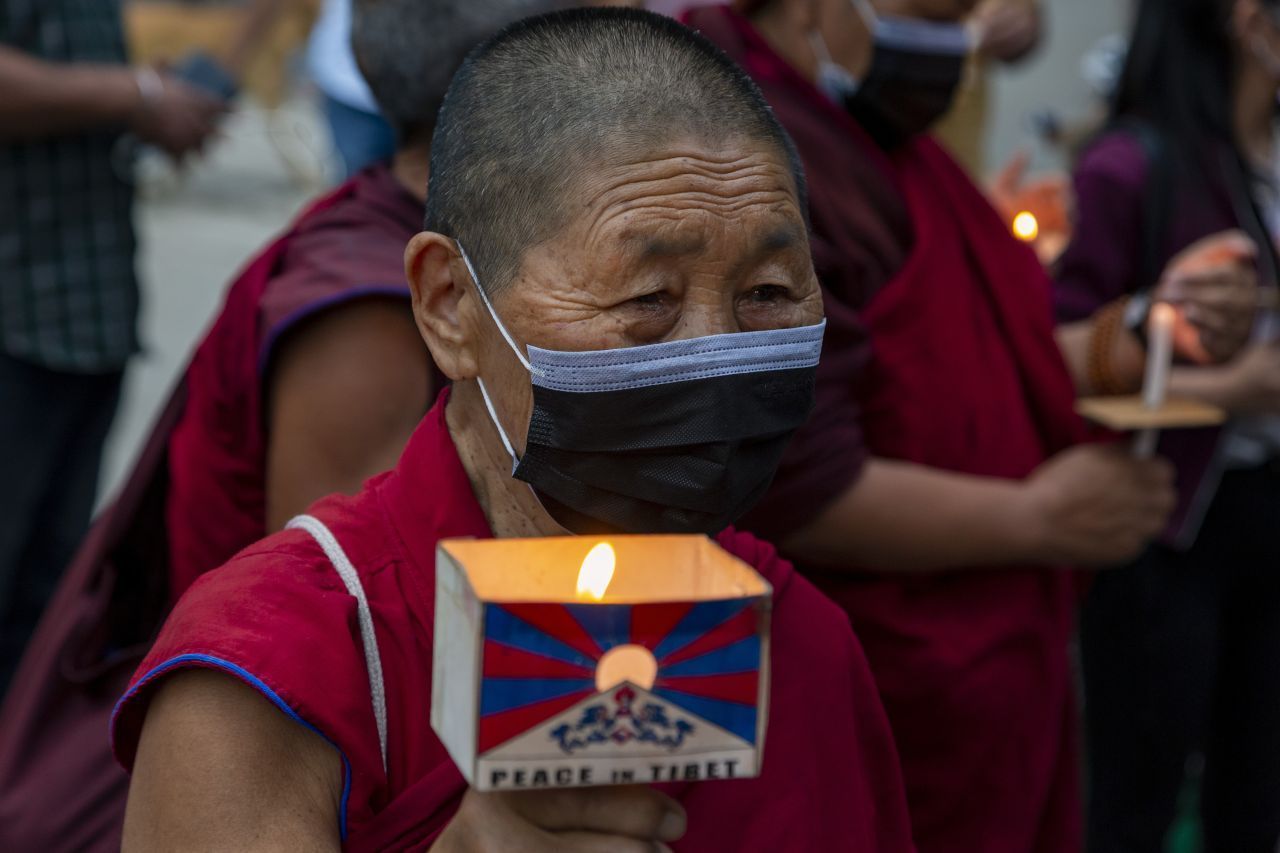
[111,10,918,851]
[685,1,1256,850]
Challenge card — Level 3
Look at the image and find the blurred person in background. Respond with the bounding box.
[113,10,915,849]
[306,0,395,176]
[0,0,555,846]
[1054,0,1280,849]
[235,0,645,178]
[934,0,1042,175]
[686,0,1253,849]
[0,0,223,694]
[236,0,396,177]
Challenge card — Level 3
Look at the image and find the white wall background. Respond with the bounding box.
[986,0,1130,172]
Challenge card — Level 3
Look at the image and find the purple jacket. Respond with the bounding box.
[1054,130,1257,547]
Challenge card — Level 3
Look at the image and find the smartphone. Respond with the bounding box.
[172,52,238,101]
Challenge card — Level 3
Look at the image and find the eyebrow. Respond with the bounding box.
[629,234,706,258]
[758,226,802,254]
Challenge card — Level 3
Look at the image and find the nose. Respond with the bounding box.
[672,291,743,340]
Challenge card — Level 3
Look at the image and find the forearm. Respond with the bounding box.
[0,46,140,138]
[1168,364,1240,411]
[781,458,1040,572]
[1055,317,1144,396]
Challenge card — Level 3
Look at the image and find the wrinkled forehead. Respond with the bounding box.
[483,138,813,310]
[552,137,809,264]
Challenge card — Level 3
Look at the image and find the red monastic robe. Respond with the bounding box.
[113,392,917,852]
[690,8,1088,852]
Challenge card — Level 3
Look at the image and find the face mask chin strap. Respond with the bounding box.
[454,241,528,471]
[475,371,574,531]
[475,376,519,468]
[456,242,534,373]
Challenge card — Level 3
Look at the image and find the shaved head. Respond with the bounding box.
[424,7,808,292]
[351,0,562,146]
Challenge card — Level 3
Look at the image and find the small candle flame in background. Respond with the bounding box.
[576,542,616,601]
[1012,211,1040,243]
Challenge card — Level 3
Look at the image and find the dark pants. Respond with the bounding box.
[1082,466,1280,853]
[0,353,122,693]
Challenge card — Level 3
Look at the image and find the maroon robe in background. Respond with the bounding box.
[689,7,1087,852]
[166,164,434,598]
[0,166,430,853]
[113,391,917,852]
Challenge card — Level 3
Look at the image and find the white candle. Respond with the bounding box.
[1135,302,1176,458]
[1142,303,1176,409]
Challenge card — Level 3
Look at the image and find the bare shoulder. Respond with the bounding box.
[266,296,432,452]
[123,668,343,853]
[270,296,428,394]
[264,297,434,527]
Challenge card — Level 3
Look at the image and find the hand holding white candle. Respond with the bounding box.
[1135,302,1177,458]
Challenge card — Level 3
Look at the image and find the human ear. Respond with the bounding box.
[404,232,480,380]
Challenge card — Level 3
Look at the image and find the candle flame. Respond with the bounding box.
[576,542,616,602]
[1012,211,1040,242]
[1150,301,1177,329]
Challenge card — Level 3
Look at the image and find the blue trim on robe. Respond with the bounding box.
[114,653,356,841]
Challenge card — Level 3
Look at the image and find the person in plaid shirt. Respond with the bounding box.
[0,0,224,691]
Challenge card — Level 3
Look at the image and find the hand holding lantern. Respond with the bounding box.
[431,784,686,853]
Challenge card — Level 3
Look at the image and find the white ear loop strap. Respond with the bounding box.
[808,29,835,64]
[476,376,519,465]
[456,242,525,467]
[456,242,533,372]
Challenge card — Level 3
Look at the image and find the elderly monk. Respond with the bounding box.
[0,1,555,850]
[680,0,1210,850]
[111,9,915,852]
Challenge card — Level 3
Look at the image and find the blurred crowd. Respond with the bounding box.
[1,0,1278,851]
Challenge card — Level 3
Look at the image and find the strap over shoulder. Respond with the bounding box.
[286,514,388,773]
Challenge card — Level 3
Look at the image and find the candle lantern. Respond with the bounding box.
[432,535,771,792]
[1076,302,1226,448]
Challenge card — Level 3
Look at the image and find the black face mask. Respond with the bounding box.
[814,1,972,148]
[460,245,824,536]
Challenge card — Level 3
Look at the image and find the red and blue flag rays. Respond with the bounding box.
[643,599,761,744]
[477,597,762,754]
[477,605,598,753]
